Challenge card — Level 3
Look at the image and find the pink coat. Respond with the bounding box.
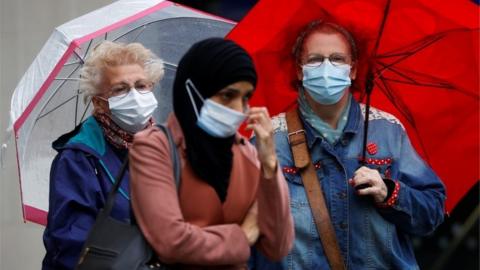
[129,114,294,269]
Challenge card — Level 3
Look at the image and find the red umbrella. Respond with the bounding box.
[227,0,479,212]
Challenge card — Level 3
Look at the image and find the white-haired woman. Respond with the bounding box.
[42,41,164,270]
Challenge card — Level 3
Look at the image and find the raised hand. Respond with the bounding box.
[245,107,278,178]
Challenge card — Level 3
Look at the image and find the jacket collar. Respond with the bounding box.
[301,97,362,149]
[52,116,106,157]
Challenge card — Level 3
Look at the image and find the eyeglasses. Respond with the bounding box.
[107,80,154,98]
[302,53,352,67]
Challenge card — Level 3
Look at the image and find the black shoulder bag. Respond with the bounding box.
[76,124,180,270]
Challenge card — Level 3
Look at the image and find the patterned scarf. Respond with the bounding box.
[93,111,154,150]
[298,89,351,145]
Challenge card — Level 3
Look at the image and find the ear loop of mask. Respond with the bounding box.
[185,79,206,119]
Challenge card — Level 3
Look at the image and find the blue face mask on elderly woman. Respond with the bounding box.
[185,79,246,138]
[302,59,352,105]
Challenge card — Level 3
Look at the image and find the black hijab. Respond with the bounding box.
[173,38,257,202]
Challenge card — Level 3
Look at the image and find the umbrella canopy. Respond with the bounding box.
[8,0,234,225]
[227,0,479,212]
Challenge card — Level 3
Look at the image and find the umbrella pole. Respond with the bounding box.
[361,0,390,165]
[361,74,374,165]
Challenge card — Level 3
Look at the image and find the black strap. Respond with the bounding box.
[103,157,129,216]
[103,124,180,217]
[156,124,181,189]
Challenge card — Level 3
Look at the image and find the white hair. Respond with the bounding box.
[80,41,164,102]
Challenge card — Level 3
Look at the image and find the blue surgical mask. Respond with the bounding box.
[302,60,351,105]
[185,79,246,138]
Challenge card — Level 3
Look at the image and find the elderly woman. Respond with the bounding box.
[129,38,294,269]
[42,41,164,270]
[250,20,446,269]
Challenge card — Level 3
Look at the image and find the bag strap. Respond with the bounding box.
[285,109,346,270]
[103,124,181,216]
[103,156,129,216]
[156,124,181,189]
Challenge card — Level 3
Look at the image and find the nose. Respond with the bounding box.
[230,98,245,113]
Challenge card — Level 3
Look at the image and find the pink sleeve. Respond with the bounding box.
[129,128,250,265]
[255,157,295,260]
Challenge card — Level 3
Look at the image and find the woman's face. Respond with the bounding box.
[297,31,357,80]
[209,81,255,113]
[93,64,152,112]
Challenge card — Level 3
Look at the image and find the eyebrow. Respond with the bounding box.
[111,79,148,86]
[307,52,348,57]
[221,87,255,95]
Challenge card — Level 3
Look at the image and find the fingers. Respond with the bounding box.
[245,107,272,137]
[350,166,387,202]
[349,166,377,188]
[247,201,258,216]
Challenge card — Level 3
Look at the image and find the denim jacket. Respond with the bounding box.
[250,98,445,270]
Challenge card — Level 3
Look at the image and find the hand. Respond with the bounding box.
[245,107,277,178]
[240,201,260,246]
[349,166,388,203]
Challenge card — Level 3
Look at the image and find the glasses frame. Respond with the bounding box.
[301,53,353,68]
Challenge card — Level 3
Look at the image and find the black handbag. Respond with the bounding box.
[76,124,180,270]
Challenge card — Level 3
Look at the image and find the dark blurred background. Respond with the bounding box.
[172,1,479,269]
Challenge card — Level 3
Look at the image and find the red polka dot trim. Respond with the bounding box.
[377,180,400,208]
[283,162,321,174]
[282,166,299,174]
[358,156,393,166]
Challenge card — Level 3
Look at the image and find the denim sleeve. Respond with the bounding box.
[42,151,101,270]
[378,127,446,236]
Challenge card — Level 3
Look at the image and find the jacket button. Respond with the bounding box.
[339,222,348,230]
[338,191,347,199]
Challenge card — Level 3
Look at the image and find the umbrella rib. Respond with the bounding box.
[112,17,228,42]
[376,61,451,87]
[112,19,174,41]
[372,0,392,57]
[75,89,79,126]
[374,34,443,76]
[378,62,479,99]
[83,39,94,61]
[54,78,80,81]
[376,76,431,162]
[131,25,147,42]
[72,50,85,65]
[63,61,83,67]
[79,98,92,123]
[36,94,79,121]
[375,33,443,59]
[37,64,82,118]
[381,76,478,99]
[381,77,452,89]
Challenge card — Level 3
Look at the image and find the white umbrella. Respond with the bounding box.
[7,0,234,225]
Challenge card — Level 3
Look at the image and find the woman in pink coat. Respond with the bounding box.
[129,38,294,269]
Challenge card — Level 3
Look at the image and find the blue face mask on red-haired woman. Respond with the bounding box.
[302,59,352,105]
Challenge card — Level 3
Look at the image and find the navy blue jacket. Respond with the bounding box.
[42,117,131,270]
